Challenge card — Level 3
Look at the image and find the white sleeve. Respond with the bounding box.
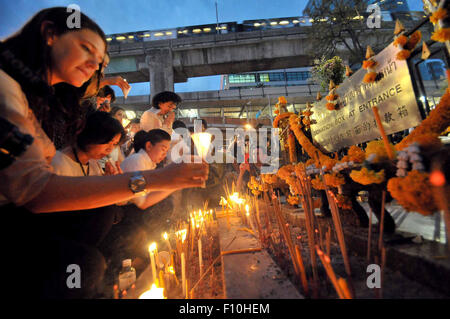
[140,111,160,132]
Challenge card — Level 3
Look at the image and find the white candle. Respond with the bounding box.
[181,252,186,297]
[198,238,203,276]
[149,242,157,285]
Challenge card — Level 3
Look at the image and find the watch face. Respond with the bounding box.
[130,175,146,193]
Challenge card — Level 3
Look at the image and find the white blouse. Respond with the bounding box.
[51,149,103,177]
[140,107,172,134]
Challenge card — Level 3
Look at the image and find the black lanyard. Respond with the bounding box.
[72,147,90,177]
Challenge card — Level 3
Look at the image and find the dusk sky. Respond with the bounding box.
[0,0,425,96]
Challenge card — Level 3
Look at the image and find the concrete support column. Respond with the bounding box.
[146,48,174,101]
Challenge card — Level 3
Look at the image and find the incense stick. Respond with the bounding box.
[378,191,386,253]
[367,208,373,263]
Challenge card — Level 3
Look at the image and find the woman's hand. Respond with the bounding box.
[149,161,209,190]
[104,161,123,175]
[101,76,131,96]
[163,111,175,126]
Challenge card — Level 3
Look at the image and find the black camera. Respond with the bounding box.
[0,117,34,170]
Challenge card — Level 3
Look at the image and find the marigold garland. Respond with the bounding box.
[387,170,438,216]
[347,145,365,163]
[277,164,299,195]
[287,195,300,206]
[349,167,385,185]
[430,8,448,24]
[311,175,326,190]
[365,140,396,163]
[396,88,450,150]
[324,172,345,188]
[362,59,378,69]
[326,94,339,101]
[393,34,408,47]
[289,114,333,166]
[431,28,450,42]
[278,96,287,104]
[396,50,411,61]
[273,112,294,128]
[404,30,421,51]
[363,72,377,83]
[261,173,279,185]
[326,102,337,110]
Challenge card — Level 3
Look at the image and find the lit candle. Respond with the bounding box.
[191,132,212,188]
[163,232,172,252]
[149,242,158,285]
[198,238,203,276]
[139,283,165,299]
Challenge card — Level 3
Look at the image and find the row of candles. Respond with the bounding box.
[139,209,215,299]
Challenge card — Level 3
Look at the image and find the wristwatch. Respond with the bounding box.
[129,171,148,196]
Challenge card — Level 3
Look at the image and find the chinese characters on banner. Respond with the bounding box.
[310,44,423,152]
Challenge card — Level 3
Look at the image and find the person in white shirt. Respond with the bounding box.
[140,91,181,134]
[52,111,124,177]
[121,129,173,209]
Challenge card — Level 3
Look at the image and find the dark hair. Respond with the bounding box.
[199,119,207,130]
[130,118,140,124]
[76,111,125,151]
[172,120,187,129]
[110,106,125,117]
[97,85,116,103]
[152,91,181,109]
[133,129,171,153]
[0,7,107,149]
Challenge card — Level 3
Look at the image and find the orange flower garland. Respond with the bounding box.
[324,172,345,188]
[311,175,326,190]
[431,28,450,42]
[365,140,396,163]
[363,46,378,84]
[404,30,422,51]
[387,170,438,216]
[287,195,300,206]
[289,114,333,166]
[393,34,408,47]
[395,88,450,150]
[277,164,299,195]
[288,131,297,163]
[363,72,377,83]
[261,173,279,185]
[273,112,294,128]
[349,167,385,185]
[336,194,352,210]
[430,8,448,24]
[347,145,365,163]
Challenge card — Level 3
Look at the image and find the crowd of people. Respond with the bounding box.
[0,7,211,298]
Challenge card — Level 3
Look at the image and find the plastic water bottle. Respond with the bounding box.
[118,259,136,293]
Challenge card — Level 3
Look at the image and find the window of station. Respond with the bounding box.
[286,71,311,81]
[258,73,270,82]
[228,74,256,83]
[268,72,285,81]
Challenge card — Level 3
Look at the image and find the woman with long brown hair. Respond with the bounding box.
[0,7,207,298]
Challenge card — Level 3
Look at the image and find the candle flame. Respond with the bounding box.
[229,192,245,205]
[176,229,187,242]
[219,197,227,205]
[139,284,165,299]
[149,242,157,253]
[245,204,250,213]
[191,132,212,159]
[168,266,175,274]
[163,232,168,241]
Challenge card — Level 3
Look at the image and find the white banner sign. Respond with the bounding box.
[310,44,422,152]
